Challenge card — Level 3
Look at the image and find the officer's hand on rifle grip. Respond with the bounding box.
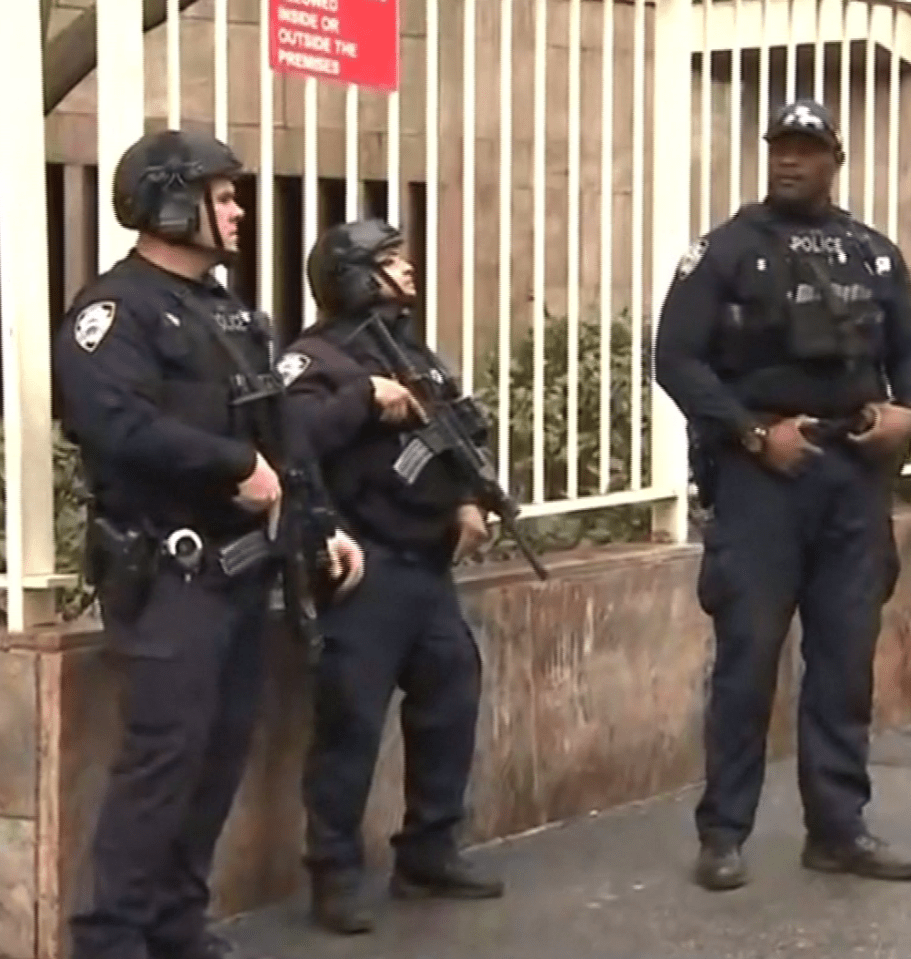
[327,530,365,598]
[369,376,423,424]
[234,451,281,512]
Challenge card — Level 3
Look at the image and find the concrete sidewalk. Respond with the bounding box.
[221,729,911,959]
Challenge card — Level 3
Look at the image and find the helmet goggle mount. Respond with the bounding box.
[135,157,235,262]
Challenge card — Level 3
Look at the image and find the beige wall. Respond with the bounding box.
[45,0,911,368]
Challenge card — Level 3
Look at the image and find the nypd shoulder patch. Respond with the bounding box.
[74,301,117,352]
[677,238,709,279]
[276,351,312,387]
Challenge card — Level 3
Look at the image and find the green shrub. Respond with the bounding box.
[469,306,655,563]
[0,422,93,619]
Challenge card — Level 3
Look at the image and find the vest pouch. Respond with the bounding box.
[843,305,884,361]
[717,303,776,373]
[787,298,844,361]
[159,379,233,436]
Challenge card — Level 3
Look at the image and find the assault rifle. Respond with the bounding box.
[232,375,337,667]
[354,315,549,581]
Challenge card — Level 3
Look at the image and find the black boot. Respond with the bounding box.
[310,869,374,934]
[390,852,504,900]
[148,931,244,959]
[802,833,911,880]
[694,842,747,891]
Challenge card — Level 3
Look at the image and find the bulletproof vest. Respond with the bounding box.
[150,279,276,450]
[77,260,274,452]
[718,204,887,375]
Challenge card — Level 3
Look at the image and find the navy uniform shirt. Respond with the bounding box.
[54,251,269,537]
[654,201,911,440]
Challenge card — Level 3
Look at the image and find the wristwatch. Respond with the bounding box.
[740,423,768,455]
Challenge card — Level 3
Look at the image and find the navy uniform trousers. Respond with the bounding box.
[303,545,482,874]
[695,441,899,848]
[70,563,274,959]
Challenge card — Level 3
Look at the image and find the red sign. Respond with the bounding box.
[270,0,399,92]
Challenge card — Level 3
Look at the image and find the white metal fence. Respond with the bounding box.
[2,0,910,632]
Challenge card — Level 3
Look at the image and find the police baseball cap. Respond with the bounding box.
[764,99,844,157]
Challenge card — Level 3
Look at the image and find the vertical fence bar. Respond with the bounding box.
[630,0,645,491]
[532,0,547,503]
[303,77,319,327]
[700,0,712,232]
[425,0,440,349]
[258,0,274,315]
[729,0,742,214]
[599,0,614,491]
[786,0,797,102]
[462,0,477,395]
[863,0,875,225]
[651,0,692,542]
[888,2,899,240]
[0,0,57,630]
[839,0,851,205]
[214,0,229,139]
[97,0,145,270]
[388,91,401,227]
[566,0,582,498]
[814,0,825,101]
[498,0,513,490]
[758,0,770,198]
[346,85,359,221]
[166,0,181,128]
[212,0,229,286]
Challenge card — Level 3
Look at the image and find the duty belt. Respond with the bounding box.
[162,526,275,578]
[752,409,875,444]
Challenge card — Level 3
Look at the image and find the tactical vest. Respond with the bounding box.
[717,204,888,377]
[63,265,277,527]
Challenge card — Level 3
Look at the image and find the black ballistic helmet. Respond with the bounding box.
[764,99,845,163]
[113,128,243,243]
[307,219,405,314]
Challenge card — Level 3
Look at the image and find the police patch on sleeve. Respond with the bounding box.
[73,301,117,352]
[276,351,311,387]
[676,238,709,278]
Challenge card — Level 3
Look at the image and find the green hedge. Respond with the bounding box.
[0,422,92,618]
[468,307,655,564]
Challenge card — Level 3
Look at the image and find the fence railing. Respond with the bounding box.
[5,0,910,632]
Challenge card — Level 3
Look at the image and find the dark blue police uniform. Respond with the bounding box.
[55,251,281,959]
[655,196,911,875]
[278,217,503,934]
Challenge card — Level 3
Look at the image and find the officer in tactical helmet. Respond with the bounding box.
[279,220,504,934]
[53,129,363,959]
[655,99,911,891]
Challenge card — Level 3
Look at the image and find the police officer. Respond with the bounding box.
[278,220,504,934]
[53,129,363,959]
[654,99,911,891]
